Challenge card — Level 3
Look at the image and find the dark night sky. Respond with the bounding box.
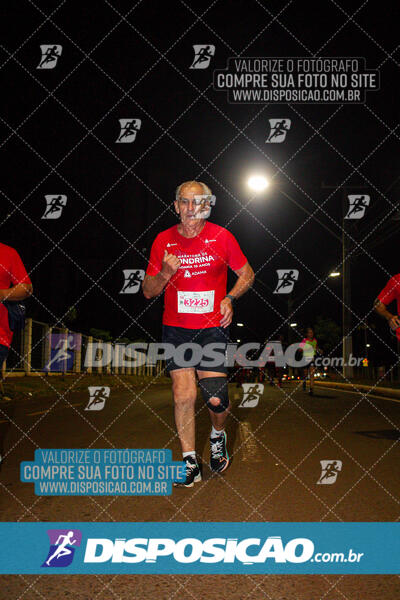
[0,0,399,363]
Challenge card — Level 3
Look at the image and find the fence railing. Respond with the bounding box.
[2,319,165,378]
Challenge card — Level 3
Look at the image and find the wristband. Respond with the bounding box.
[225,294,236,303]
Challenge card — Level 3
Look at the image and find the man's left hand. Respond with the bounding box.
[220,297,233,328]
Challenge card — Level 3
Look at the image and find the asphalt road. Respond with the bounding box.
[0,379,399,599]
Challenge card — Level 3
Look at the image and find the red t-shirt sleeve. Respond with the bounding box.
[377,276,400,306]
[225,230,247,271]
[146,234,164,276]
[10,249,31,285]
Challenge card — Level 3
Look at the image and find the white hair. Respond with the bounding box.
[175,180,212,201]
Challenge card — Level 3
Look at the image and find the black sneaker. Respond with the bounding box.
[210,432,230,473]
[173,455,201,488]
[302,380,306,391]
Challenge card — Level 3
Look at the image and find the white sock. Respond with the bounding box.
[211,425,224,438]
[182,451,197,462]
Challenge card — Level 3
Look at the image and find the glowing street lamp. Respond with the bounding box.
[247,175,270,192]
[329,271,341,278]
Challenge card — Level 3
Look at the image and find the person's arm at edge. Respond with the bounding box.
[374,297,400,330]
[0,283,33,301]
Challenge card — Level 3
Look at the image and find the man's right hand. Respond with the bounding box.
[161,250,181,279]
[388,315,400,330]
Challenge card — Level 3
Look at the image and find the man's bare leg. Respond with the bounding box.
[170,368,197,453]
[171,368,202,487]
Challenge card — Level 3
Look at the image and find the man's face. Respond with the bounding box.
[174,185,213,223]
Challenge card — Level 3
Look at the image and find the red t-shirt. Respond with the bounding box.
[0,243,32,348]
[146,221,247,329]
[378,274,400,340]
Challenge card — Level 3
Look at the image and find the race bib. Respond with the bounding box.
[177,290,215,313]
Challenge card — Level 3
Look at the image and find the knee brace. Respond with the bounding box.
[199,376,229,413]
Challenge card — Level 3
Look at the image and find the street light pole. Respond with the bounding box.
[322,183,366,379]
[342,188,353,379]
[287,296,294,377]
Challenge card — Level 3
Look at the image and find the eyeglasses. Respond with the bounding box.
[179,195,216,206]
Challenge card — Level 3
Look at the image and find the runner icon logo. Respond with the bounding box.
[43,333,81,372]
[120,269,145,294]
[116,119,142,143]
[42,529,82,568]
[184,270,191,278]
[42,195,67,220]
[317,460,342,485]
[266,119,291,143]
[37,45,62,69]
[239,383,264,408]
[273,269,299,294]
[190,45,215,69]
[345,195,370,219]
[85,386,110,411]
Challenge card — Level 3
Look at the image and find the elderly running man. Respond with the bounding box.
[143,181,254,487]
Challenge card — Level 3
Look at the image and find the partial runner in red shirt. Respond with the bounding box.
[143,180,254,486]
[0,243,33,404]
[375,274,400,339]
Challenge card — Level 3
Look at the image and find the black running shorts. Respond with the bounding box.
[162,325,229,374]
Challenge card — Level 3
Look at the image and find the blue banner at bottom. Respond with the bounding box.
[0,522,398,574]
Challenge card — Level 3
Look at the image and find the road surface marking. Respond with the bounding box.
[238,421,262,462]
[315,385,400,404]
[27,402,82,416]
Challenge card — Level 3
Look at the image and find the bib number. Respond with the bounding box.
[177,290,215,314]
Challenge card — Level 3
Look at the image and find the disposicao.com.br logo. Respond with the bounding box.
[1,522,394,574]
[82,536,363,566]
